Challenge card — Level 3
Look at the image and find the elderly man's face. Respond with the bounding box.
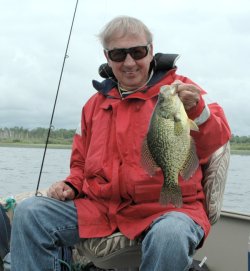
[105,33,153,91]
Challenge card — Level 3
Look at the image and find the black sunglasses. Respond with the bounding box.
[105,44,150,62]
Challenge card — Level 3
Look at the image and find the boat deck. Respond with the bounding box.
[195,210,250,270]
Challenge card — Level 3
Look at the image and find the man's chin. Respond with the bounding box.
[121,80,142,90]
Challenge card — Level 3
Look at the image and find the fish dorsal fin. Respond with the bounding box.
[180,138,199,180]
[189,119,199,132]
[141,138,159,176]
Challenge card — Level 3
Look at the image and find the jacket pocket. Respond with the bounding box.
[133,181,161,203]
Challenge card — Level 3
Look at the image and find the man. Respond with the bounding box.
[10,16,231,270]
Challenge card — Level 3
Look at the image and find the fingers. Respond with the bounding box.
[172,80,200,94]
[47,182,63,200]
[47,181,75,201]
[177,84,200,94]
[172,80,200,110]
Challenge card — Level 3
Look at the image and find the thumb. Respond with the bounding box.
[172,79,183,86]
[171,80,183,93]
[62,187,75,200]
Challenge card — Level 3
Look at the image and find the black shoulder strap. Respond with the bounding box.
[153,53,179,72]
[0,204,11,260]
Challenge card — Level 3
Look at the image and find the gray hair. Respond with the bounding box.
[98,16,153,48]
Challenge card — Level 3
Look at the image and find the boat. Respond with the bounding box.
[1,207,249,271]
[1,142,250,270]
[74,210,250,271]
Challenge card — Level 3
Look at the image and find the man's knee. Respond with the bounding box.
[13,196,44,226]
[141,212,196,270]
[143,212,199,252]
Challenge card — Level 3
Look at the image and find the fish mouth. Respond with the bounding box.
[160,85,177,97]
[171,84,179,95]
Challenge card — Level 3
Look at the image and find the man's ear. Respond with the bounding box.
[104,50,111,66]
[149,43,154,60]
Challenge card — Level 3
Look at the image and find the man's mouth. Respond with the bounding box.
[124,70,138,76]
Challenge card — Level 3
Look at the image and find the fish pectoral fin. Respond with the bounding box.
[189,119,199,132]
[174,120,184,136]
[180,138,199,180]
[141,138,159,176]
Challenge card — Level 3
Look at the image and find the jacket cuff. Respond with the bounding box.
[187,95,210,125]
[194,104,211,126]
[64,181,79,197]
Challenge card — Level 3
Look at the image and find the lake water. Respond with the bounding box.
[0,146,250,215]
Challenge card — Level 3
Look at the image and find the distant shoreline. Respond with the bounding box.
[1,142,250,154]
[230,149,250,155]
[0,142,72,149]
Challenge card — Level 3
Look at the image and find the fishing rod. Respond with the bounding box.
[35,0,79,196]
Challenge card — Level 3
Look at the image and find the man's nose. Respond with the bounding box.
[123,53,136,65]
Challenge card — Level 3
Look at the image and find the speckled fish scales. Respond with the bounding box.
[142,85,199,207]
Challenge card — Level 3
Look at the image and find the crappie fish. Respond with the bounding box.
[142,84,199,207]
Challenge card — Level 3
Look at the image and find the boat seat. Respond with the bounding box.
[75,141,231,270]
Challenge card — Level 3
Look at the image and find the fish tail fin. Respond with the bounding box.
[159,183,183,208]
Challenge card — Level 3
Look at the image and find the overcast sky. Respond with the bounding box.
[1,0,250,135]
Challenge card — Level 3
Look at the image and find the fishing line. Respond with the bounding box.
[35,0,79,196]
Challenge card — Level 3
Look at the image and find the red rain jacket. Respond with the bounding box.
[66,66,231,241]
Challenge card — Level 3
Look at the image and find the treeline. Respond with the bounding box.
[0,127,75,145]
[230,134,250,150]
[0,127,250,148]
[230,134,250,143]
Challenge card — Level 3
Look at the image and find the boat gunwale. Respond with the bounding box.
[221,209,250,221]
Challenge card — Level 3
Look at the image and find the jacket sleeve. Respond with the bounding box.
[65,108,87,195]
[190,101,231,163]
[176,75,231,163]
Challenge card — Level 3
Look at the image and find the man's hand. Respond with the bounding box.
[172,80,200,111]
[47,181,75,201]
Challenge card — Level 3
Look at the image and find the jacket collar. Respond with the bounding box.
[92,53,179,98]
